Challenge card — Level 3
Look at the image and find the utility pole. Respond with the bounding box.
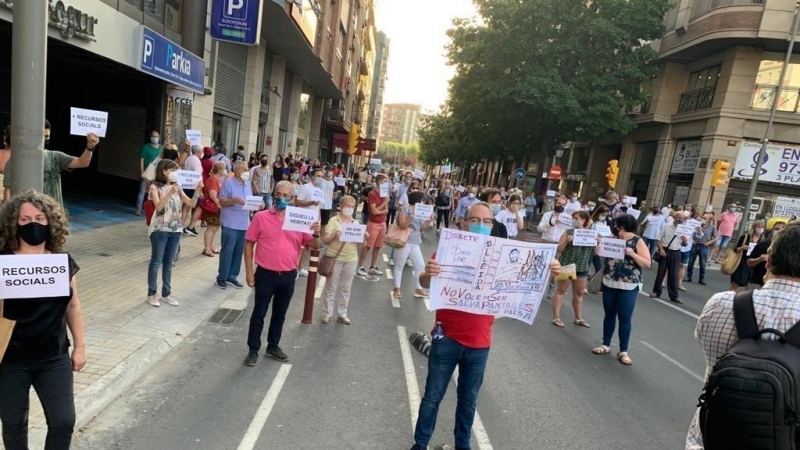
[736,3,800,238]
[10,0,48,193]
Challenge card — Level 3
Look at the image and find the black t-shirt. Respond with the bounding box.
[272,163,284,183]
[749,240,770,286]
[492,219,508,239]
[2,252,79,363]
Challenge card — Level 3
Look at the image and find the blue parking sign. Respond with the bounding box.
[210,0,264,45]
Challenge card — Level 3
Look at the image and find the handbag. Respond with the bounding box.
[200,196,219,215]
[554,263,577,282]
[384,224,412,249]
[318,242,346,278]
[142,156,160,181]
[720,236,747,276]
[0,300,16,364]
[655,235,677,264]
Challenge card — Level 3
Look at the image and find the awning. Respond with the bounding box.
[262,1,343,100]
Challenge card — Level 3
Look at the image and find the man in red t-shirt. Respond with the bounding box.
[410,202,561,450]
[357,173,389,277]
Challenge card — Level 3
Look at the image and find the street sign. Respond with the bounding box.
[210,0,264,45]
[139,27,205,94]
[548,165,562,180]
[514,168,525,181]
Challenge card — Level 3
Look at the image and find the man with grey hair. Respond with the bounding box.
[181,144,205,236]
[216,161,254,290]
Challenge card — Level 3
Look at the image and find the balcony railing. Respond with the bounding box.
[751,84,800,113]
[691,0,765,20]
[678,86,716,113]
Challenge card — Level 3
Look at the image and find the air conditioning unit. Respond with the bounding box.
[628,104,643,115]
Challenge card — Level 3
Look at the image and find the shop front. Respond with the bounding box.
[212,41,247,151]
[663,139,701,207]
[628,142,657,204]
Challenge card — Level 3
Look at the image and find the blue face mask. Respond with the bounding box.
[469,223,492,236]
[276,198,290,210]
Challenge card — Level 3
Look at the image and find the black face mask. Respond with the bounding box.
[17,222,50,246]
[554,205,565,214]
[612,227,620,237]
[44,139,50,149]
[260,160,268,166]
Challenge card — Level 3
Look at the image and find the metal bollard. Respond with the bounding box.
[409,331,431,357]
[301,247,319,324]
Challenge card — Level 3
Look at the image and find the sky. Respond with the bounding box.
[375,0,478,113]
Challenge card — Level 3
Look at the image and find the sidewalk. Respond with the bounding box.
[0,220,250,449]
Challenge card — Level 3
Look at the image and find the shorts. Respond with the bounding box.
[183,189,195,199]
[680,251,690,266]
[366,221,387,248]
[576,271,589,278]
[718,235,731,248]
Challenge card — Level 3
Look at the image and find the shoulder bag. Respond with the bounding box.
[318,242,346,278]
[0,300,16,364]
[720,235,747,276]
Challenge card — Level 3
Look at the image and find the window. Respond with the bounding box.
[678,65,720,113]
[165,0,181,31]
[144,0,164,22]
[751,60,800,113]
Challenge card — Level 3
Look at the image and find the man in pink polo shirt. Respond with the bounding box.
[713,204,740,263]
[243,180,321,366]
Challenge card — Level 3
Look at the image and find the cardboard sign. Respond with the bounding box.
[440,165,451,174]
[573,229,598,247]
[243,195,264,211]
[557,213,574,228]
[70,107,108,137]
[379,182,390,198]
[186,129,202,146]
[414,203,434,221]
[627,208,641,220]
[747,242,757,256]
[0,254,70,299]
[595,224,612,237]
[282,206,319,234]
[339,223,366,243]
[174,170,202,189]
[598,238,627,259]
[334,176,346,187]
[413,169,425,180]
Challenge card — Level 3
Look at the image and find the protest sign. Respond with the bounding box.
[687,219,703,229]
[174,170,202,190]
[573,229,598,247]
[186,129,202,146]
[334,176,346,187]
[282,206,319,234]
[595,224,612,237]
[0,254,70,299]
[340,223,366,243]
[70,107,108,137]
[598,238,626,259]
[413,169,425,180]
[747,242,757,256]
[414,204,434,221]
[379,182,390,198]
[627,208,641,220]
[429,229,557,325]
[557,213,574,228]
[243,196,264,211]
[676,224,694,239]
[546,190,556,198]
[627,196,638,206]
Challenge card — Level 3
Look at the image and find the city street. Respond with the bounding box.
[71,234,724,450]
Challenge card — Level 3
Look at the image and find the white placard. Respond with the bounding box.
[186,129,202,146]
[70,107,108,137]
[626,196,638,206]
[379,182,390,198]
[174,170,202,189]
[676,224,694,239]
[339,223,366,243]
[413,169,425,180]
[0,254,70,299]
[773,196,800,218]
[687,219,703,229]
[334,176,346,187]
[440,165,451,174]
[564,202,581,213]
[282,206,319,234]
[598,238,626,260]
[312,188,325,204]
[671,140,702,174]
[414,203,434,221]
[747,242,757,256]
[557,213,574,228]
[243,195,264,211]
[627,208,641,220]
[573,229,598,247]
[596,224,612,237]
[546,190,557,198]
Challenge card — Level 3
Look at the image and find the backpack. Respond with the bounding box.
[435,190,449,207]
[698,290,800,450]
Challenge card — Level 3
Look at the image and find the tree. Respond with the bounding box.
[421,0,671,166]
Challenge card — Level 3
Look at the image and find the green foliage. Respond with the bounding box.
[419,0,671,166]
[376,141,419,166]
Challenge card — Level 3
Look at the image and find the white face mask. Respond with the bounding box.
[168,171,179,183]
[342,207,354,217]
[239,171,250,181]
[468,193,475,199]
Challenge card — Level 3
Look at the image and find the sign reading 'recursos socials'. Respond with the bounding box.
[139,26,205,94]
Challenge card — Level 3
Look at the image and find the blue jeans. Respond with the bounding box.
[136,178,149,211]
[148,231,181,297]
[687,244,709,281]
[601,286,638,353]
[261,193,273,209]
[414,336,490,449]
[217,227,246,284]
[643,237,657,257]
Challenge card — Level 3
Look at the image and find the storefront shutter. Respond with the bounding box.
[214,42,247,117]
[97,104,148,181]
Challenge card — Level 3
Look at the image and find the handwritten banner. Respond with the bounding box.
[282,206,319,234]
[572,229,598,247]
[414,204,434,221]
[430,229,557,325]
[598,238,626,259]
[340,223,366,243]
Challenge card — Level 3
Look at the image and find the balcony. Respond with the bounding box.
[323,105,345,122]
[691,0,765,20]
[751,84,800,113]
[678,86,716,113]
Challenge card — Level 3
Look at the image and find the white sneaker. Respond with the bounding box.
[298,269,309,277]
[356,267,368,277]
[161,295,179,306]
[388,258,395,267]
[321,314,331,324]
[337,315,351,325]
[407,259,413,268]
[369,267,382,275]
[147,295,160,307]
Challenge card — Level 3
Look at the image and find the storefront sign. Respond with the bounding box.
[139,27,205,94]
[0,0,99,41]
[734,141,800,185]
[210,0,264,46]
[671,140,702,174]
[773,196,800,218]
[673,186,689,205]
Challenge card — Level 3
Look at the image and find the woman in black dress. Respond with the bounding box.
[730,220,764,291]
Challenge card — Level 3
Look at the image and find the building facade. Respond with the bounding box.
[380,103,421,145]
[367,31,389,143]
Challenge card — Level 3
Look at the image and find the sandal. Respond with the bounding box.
[617,352,633,366]
[202,249,214,257]
[574,319,591,329]
[212,249,220,254]
[552,318,566,328]
[413,289,429,298]
[592,345,611,355]
[393,288,402,299]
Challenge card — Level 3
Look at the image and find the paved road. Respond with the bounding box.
[72,234,727,450]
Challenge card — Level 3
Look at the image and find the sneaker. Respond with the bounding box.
[679,284,687,292]
[356,267,368,277]
[389,258,395,267]
[215,281,227,290]
[699,280,707,285]
[369,267,382,276]
[298,268,309,277]
[321,314,331,324]
[227,279,244,289]
[161,295,179,306]
[147,295,160,307]
[184,227,198,237]
[266,347,289,362]
[134,209,142,216]
[407,259,413,268]
[433,445,456,450]
[244,351,258,367]
[337,315,351,325]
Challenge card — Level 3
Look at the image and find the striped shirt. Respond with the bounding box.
[692,222,717,245]
[686,279,800,449]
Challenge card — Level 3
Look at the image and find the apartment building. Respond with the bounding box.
[367,31,390,143]
[380,103,422,145]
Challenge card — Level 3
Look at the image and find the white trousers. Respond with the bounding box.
[321,260,357,317]
[393,243,425,290]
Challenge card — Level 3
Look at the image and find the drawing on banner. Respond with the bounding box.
[438,240,479,284]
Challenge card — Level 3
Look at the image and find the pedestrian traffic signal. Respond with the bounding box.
[711,160,730,187]
[606,159,619,189]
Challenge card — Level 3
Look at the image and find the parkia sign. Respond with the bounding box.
[0,0,98,41]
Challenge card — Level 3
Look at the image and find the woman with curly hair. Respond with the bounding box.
[0,190,86,449]
[201,161,226,257]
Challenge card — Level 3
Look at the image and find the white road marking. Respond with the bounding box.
[424,297,430,310]
[640,341,704,383]
[397,325,421,433]
[314,285,323,299]
[383,254,389,263]
[236,364,292,450]
[638,290,700,320]
[452,367,494,450]
[386,269,394,280]
[390,291,401,308]
[318,276,326,288]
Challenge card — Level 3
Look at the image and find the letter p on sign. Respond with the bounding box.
[225,0,246,18]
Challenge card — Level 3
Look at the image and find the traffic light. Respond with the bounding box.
[348,123,359,155]
[606,159,619,189]
[711,160,730,187]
